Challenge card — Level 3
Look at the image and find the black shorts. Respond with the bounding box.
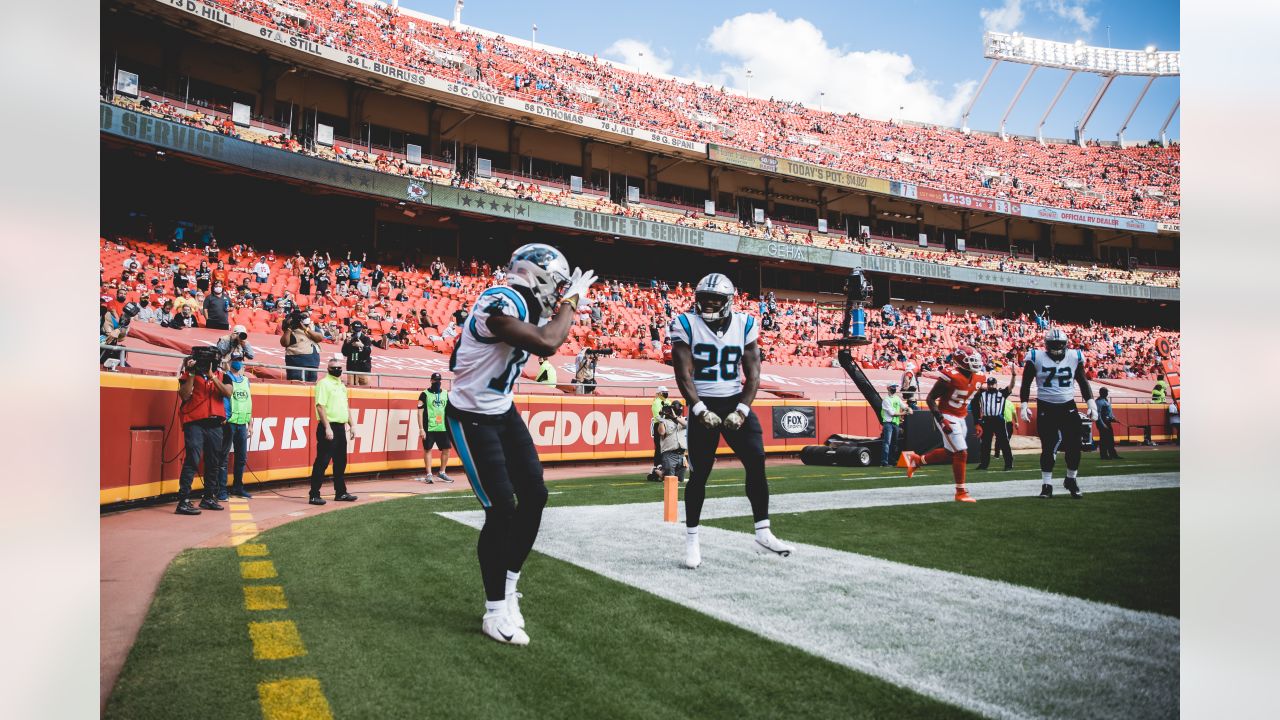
[444,403,543,510]
[423,430,452,450]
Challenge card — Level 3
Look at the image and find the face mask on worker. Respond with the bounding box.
[230,361,244,372]
[328,366,343,378]
[429,381,441,392]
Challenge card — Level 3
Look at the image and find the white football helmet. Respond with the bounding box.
[694,273,735,322]
[1044,327,1069,361]
[505,243,572,317]
[954,345,984,373]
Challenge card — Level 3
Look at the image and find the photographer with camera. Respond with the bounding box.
[215,324,256,362]
[280,309,324,382]
[573,346,613,395]
[175,346,233,515]
[654,400,688,482]
[341,320,373,386]
[101,301,140,368]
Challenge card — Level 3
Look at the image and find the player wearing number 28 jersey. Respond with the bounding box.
[669,273,792,569]
[897,346,985,503]
[445,243,597,647]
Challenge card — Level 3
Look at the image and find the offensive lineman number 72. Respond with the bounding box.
[1040,366,1072,387]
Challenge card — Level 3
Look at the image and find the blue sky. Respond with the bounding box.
[397,0,1179,142]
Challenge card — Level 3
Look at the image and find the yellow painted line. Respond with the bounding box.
[237,543,269,557]
[244,585,289,611]
[258,677,333,720]
[232,522,260,534]
[241,560,277,579]
[230,512,254,521]
[230,534,258,547]
[370,492,406,498]
[248,620,306,660]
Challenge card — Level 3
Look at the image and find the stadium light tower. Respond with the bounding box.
[451,0,463,29]
[965,32,1180,146]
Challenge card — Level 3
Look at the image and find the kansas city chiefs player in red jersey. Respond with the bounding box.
[897,346,986,503]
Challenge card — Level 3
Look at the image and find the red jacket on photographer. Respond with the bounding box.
[179,371,228,426]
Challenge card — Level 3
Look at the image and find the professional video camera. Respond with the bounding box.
[284,308,308,329]
[583,347,615,357]
[188,345,223,377]
[119,301,141,327]
[818,268,874,347]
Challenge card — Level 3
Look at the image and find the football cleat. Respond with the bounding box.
[897,450,922,479]
[1038,484,1053,499]
[684,535,701,569]
[1064,477,1083,499]
[482,613,530,646]
[754,530,794,557]
[954,488,977,503]
[506,592,525,629]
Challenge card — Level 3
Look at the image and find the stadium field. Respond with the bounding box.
[105,450,1177,720]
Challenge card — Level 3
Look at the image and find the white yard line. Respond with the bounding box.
[441,473,1179,720]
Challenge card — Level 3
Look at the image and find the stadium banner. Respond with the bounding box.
[152,0,704,155]
[101,103,1178,302]
[772,406,817,438]
[737,236,833,265]
[916,186,1020,215]
[1020,204,1158,234]
[707,144,891,195]
[1157,222,1180,234]
[98,373,871,504]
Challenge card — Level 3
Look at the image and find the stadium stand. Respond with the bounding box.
[198,0,1180,222]
[101,236,1178,378]
[105,94,1180,289]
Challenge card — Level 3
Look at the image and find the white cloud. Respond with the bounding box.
[602,39,673,76]
[700,11,974,125]
[981,0,1025,33]
[1042,0,1098,34]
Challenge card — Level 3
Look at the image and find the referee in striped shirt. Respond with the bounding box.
[976,373,1015,470]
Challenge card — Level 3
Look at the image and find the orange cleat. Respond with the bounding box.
[954,488,976,503]
[897,451,921,479]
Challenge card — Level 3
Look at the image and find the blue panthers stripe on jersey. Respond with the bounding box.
[745,315,755,338]
[482,287,527,321]
[676,314,693,344]
[468,287,528,344]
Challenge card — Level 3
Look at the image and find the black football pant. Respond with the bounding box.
[309,422,349,498]
[446,404,547,602]
[685,394,769,528]
[1037,401,1082,473]
[978,417,1012,469]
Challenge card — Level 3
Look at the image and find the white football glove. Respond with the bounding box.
[1086,398,1099,422]
[1020,404,1033,423]
[691,402,721,429]
[561,267,598,310]
[723,404,750,431]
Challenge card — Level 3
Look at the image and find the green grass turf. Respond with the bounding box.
[405,449,1180,516]
[706,488,1179,617]
[106,501,981,720]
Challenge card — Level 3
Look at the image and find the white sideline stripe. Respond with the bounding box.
[441,473,1179,720]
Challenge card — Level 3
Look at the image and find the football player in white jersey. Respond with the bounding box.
[1018,327,1098,499]
[669,273,793,569]
[445,243,596,646]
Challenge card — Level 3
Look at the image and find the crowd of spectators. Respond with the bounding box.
[201,0,1180,221]
[107,93,1179,289]
[99,234,1178,380]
